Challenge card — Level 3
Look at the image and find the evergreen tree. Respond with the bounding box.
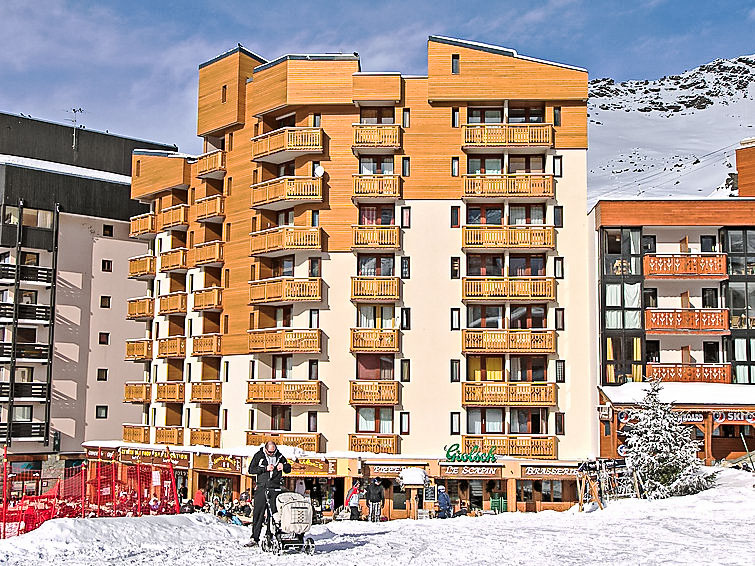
[624,379,715,499]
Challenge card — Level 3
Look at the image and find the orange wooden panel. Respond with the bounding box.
[736,145,755,197]
[352,73,402,102]
[131,153,191,200]
[594,200,755,227]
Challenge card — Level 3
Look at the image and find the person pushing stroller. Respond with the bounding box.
[244,441,291,547]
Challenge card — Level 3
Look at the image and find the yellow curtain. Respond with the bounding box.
[606,337,615,384]
[486,357,503,381]
[468,357,482,381]
[632,337,643,382]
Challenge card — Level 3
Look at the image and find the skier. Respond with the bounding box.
[345,480,361,520]
[437,485,451,519]
[244,441,291,548]
[365,478,384,522]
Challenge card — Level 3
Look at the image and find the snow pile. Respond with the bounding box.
[398,467,427,487]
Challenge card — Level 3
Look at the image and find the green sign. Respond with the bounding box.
[444,443,497,463]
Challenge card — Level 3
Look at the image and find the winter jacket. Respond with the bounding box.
[247,447,292,490]
[437,491,451,510]
[193,489,205,508]
[365,482,384,503]
[345,485,361,508]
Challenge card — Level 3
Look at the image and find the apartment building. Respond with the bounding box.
[0,112,174,487]
[592,138,755,464]
[111,36,595,515]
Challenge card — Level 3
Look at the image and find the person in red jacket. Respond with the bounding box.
[344,480,361,520]
[193,488,206,511]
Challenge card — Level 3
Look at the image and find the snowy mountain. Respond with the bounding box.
[588,54,755,206]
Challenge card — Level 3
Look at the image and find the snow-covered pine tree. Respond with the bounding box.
[624,379,715,499]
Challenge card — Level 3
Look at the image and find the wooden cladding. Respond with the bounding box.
[192,334,222,356]
[463,174,554,198]
[349,380,400,405]
[352,73,401,102]
[352,175,401,199]
[125,339,153,361]
[461,382,556,407]
[248,278,322,304]
[644,309,729,333]
[643,254,727,278]
[126,297,154,320]
[646,363,732,384]
[462,124,553,148]
[123,382,152,403]
[194,241,224,266]
[462,226,555,249]
[190,381,222,403]
[129,213,157,238]
[131,153,191,200]
[196,150,227,179]
[246,380,322,405]
[350,328,400,352]
[122,424,150,444]
[462,329,556,353]
[462,277,555,301]
[158,293,187,316]
[128,255,156,279]
[251,127,323,163]
[155,382,185,403]
[248,329,321,353]
[352,225,400,249]
[155,426,184,445]
[251,177,322,209]
[352,124,401,150]
[156,336,186,358]
[159,204,189,230]
[348,433,399,454]
[461,435,557,459]
[193,288,223,311]
[249,227,322,256]
[190,428,221,448]
[195,195,226,222]
[160,249,189,272]
[351,277,400,302]
[246,432,321,452]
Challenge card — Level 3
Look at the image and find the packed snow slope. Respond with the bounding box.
[588,54,755,205]
[1,468,753,565]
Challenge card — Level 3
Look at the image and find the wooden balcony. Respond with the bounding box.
[155,382,185,403]
[195,195,225,222]
[192,334,222,356]
[155,426,184,446]
[125,339,153,361]
[248,329,321,353]
[193,287,223,311]
[251,177,322,210]
[350,328,400,353]
[352,124,401,154]
[352,225,400,249]
[461,435,557,459]
[126,297,154,320]
[461,382,556,407]
[251,127,323,164]
[351,277,400,302]
[246,381,322,405]
[123,382,152,403]
[249,227,322,257]
[196,150,226,179]
[462,277,555,301]
[646,363,732,383]
[248,278,322,305]
[349,381,400,405]
[156,336,186,358]
[352,174,401,200]
[644,309,729,334]
[158,292,187,316]
[128,255,156,279]
[462,124,554,149]
[123,424,150,444]
[190,428,221,448]
[159,204,189,231]
[643,254,728,279]
[462,226,555,249]
[348,433,399,454]
[246,431,321,452]
[190,381,222,403]
[129,212,157,239]
[194,241,224,267]
[160,249,189,272]
[462,329,556,354]
[463,174,555,199]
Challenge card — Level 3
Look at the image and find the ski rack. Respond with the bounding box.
[576,458,642,511]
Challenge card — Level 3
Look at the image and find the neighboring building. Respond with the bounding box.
[0,112,175,486]
[592,137,755,465]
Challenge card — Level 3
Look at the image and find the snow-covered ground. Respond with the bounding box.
[1,468,753,565]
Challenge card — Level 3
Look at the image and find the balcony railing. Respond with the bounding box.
[461,435,557,459]
[0,303,51,322]
[124,382,152,403]
[643,254,728,278]
[155,426,184,445]
[248,278,322,304]
[352,124,401,151]
[246,381,322,405]
[125,339,153,361]
[349,381,400,405]
[158,293,187,316]
[461,382,556,406]
[194,241,224,266]
[196,150,226,179]
[156,336,186,358]
[462,226,555,249]
[248,329,321,353]
[463,174,555,198]
[462,124,554,148]
[352,225,400,249]
[251,127,323,163]
[0,265,53,285]
[0,382,48,399]
[160,249,189,272]
[644,309,729,333]
[190,381,222,403]
[646,363,732,383]
[195,195,225,222]
[129,213,157,238]
[159,204,189,230]
[350,328,400,352]
[246,431,321,452]
[193,287,223,311]
[0,422,45,439]
[155,382,185,403]
[123,424,150,444]
[251,177,322,210]
[462,329,556,353]
[351,277,400,302]
[128,255,156,279]
[462,277,556,301]
[127,297,154,320]
[348,433,399,454]
[249,227,322,256]
[352,175,401,199]
[192,334,222,356]
[190,428,221,448]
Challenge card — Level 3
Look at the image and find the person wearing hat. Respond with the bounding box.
[365,477,385,522]
[345,479,362,520]
[437,485,451,519]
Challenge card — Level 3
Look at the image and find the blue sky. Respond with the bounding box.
[1,0,753,154]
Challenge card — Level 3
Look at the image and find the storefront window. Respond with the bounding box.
[392,481,406,510]
[517,480,534,502]
[541,480,563,502]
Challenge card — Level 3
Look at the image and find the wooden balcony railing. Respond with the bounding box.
[248,329,321,353]
[192,334,222,356]
[158,292,187,316]
[646,363,732,383]
[195,195,225,222]
[123,383,152,403]
[644,309,729,333]
[128,255,156,279]
[643,254,727,278]
[190,428,221,448]
[352,225,400,249]
[351,277,400,301]
[352,124,401,150]
[156,336,186,358]
[190,381,222,403]
[462,329,556,353]
[349,381,400,405]
[249,227,322,256]
[125,339,153,361]
[246,381,322,405]
[194,241,224,266]
[251,127,323,162]
[159,204,189,230]
[352,175,401,199]
[154,382,185,403]
[463,174,555,198]
[248,278,322,304]
[461,382,556,406]
[160,249,189,272]
[246,432,321,452]
[129,212,157,238]
[462,226,555,249]
[193,287,223,311]
[348,433,399,454]
[251,177,322,209]
[350,328,400,352]
[462,124,554,147]
[462,277,556,301]
[461,435,557,459]
[196,150,226,179]
[126,297,154,320]
[155,426,184,445]
[123,424,150,444]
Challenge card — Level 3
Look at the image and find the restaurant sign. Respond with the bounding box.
[439,464,502,479]
[444,443,497,463]
[289,458,336,477]
[119,448,190,468]
[209,455,243,473]
[85,447,117,461]
[522,466,580,478]
[365,464,426,478]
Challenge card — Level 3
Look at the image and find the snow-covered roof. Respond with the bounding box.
[601,382,755,407]
[0,154,131,185]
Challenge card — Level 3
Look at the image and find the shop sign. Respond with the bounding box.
[119,448,145,464]
[713,411,755,425]
[209,454,242,473]
[289,458,335,476]
[617,444,628,457]
[85,447,117,461]
[366,464,424,478]
[439,464,502,479]
[522,466,580,478]
[151,450,190,469]
[443,443,497,464]
[679,412,704,423]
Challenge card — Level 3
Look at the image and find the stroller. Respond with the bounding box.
[260,488,315,555]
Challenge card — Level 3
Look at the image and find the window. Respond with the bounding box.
[357,354,394,380]
[468,356,505,381]
[642,235,657,254]
[508,204,543,225]
[308,360,319,380]
[702,288,718,309]
[226,177,234,196]
[360,107,394,125]
[308,411,318,433]
[225,222,231,240]
[98,332,109,345]
[451,206,460,228]
[401,256,410,279]
[467,254,504,277]
[400,412,410,434]
[468,156,503,175]
[467,305,503,329]
[450,308,461,330]
[224,269,230,288]
[553,156,563,178]
[467,408,504,434]
[402,108,410,128]
[509,356,545,382]
[703,341,719,364]
[400,308,411,330]
[643,288,658,308]
[13,406,32,422]
[553,106,562,127]
[554,257,564,279]
[135,160,141,177]
[358,254,394,276]
[450,359,461,382]
[510,408,548,434]
[451,54,460,74]
[701,235,717,252]
[223,360,229,382]
[313,113,321,127]
[311,210,320,227]
[311,161,321,176]
[451,257,461,279]
[508,105,544,124]
[402,157,410,177]
[309,309,319,329]
[356,407,393,433]
[450,412,461,435]
[555,412,565,435]
[248,409,255,431]
[555,360,566,383]
[451,157,459,177]
[468,204,504,225]
[102,224,114,237]
[221,85,227,103]
[309,257,321,278]
[400,359,410,382]
[97,368,108,382]
[510,305,546,329]
[555,308,565,331]
[554,206,563,228]
[401,207,411,228]
[249,360,256,380]
[95,406,108,419]
[271,406,292,431]
[359,205,394,226]
[223,409,228,430]
[645,340,660,363]
[227,132,234,151]
[101,259,113,272]
[100,296,111,309]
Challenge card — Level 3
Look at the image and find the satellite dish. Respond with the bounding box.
[314,165,325,178]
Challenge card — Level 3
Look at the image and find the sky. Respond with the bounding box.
[1,0,753,154]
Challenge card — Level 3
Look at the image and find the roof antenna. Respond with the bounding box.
[66,108,85,150]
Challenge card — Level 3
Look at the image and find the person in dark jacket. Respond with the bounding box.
[436,485,451,519]
[365,478,384,522]
[244,441,291,547]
